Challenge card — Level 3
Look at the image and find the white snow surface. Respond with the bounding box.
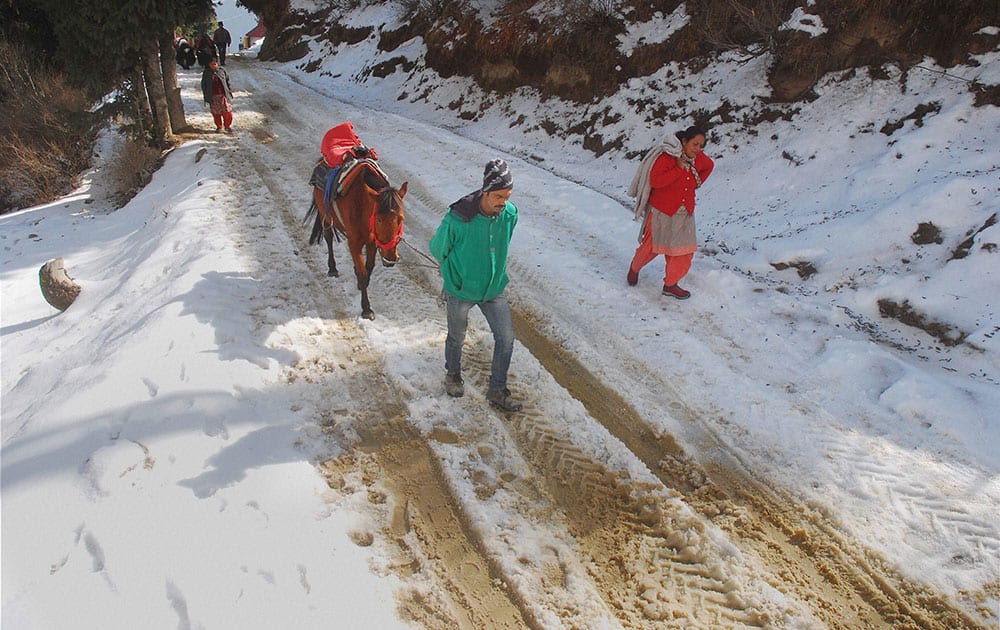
[780,7,827,37]
[2,1,999,627]
[617,6,690,54]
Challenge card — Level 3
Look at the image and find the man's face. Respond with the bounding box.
[480,188,512,215]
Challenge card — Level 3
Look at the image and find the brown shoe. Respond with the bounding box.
[444,373,464,397]
[487,388,522,412]
[662,284,691,299]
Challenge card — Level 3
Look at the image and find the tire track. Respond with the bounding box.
[449,347,788,627]
[216,79,533,628]
[223,60,986,628]
[510,302,986,629]
[359,137,798,625]
[360,206,802,624]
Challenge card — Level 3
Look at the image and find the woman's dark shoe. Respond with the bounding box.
[662,284,691,299]
[627,268,639,286]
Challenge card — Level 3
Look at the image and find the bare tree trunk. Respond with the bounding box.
[158,32,188,133]
[142,39,171,146]
[132,68,154,139]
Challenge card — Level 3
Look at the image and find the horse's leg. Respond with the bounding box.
[362,243,378,319]
[347,239,375,319]
[365,242,377,278]
[324,224,338,277]
[348,241,373,319]
[311,190,340,278]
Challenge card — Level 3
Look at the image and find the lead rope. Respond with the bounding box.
[397,237,447,307]
[399,236,440,269]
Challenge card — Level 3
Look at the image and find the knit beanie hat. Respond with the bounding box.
[482,159,513,192]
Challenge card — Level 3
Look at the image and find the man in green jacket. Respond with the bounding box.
[429,159,522,412]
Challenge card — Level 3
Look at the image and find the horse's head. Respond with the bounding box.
[372,181,407,266]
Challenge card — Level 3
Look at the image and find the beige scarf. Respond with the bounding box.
[627,134,682,223]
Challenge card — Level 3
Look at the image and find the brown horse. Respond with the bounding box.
[306,159,407,319]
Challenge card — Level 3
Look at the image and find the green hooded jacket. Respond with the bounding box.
[429,191,518,303]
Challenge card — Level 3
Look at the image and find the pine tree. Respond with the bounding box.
[29,0,213,144]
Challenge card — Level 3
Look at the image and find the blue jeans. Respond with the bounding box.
[445,292,514,391]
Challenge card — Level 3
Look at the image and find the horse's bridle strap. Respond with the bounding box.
[370,209,403,250]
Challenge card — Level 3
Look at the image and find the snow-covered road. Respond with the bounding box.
[2,53,995,629]
[226,59,993,627]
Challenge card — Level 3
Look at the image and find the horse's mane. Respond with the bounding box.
[376,185,402,216]
[361,164,386,191]
[359,164,401,216]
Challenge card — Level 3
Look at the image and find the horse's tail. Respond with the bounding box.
[309,214,325,247]
[305,196,326,246]
[303,194,318,227]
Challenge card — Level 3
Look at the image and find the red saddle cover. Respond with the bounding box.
[321,122,378,167]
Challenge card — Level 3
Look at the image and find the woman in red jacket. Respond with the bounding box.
[627,126,714,299]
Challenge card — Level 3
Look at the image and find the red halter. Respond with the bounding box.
[370,208,403,250]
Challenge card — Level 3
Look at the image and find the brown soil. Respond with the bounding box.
[258,1,1000,106]
[510,305,983,629]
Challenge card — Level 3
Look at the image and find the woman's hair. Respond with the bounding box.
[675,125,707,143]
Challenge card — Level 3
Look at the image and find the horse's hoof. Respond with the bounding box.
[362,311,375,320]
[328,270,339,278]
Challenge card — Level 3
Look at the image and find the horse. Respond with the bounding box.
[305,158,407,320]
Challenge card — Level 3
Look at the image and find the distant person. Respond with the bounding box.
[201,59,234,133]
[195,33,216,67]
[175,38,194,70]
[430,159,522,412]
[213,22,232,66]
[626,126,714,299]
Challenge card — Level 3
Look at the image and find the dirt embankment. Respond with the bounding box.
[257,0,1000,107]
